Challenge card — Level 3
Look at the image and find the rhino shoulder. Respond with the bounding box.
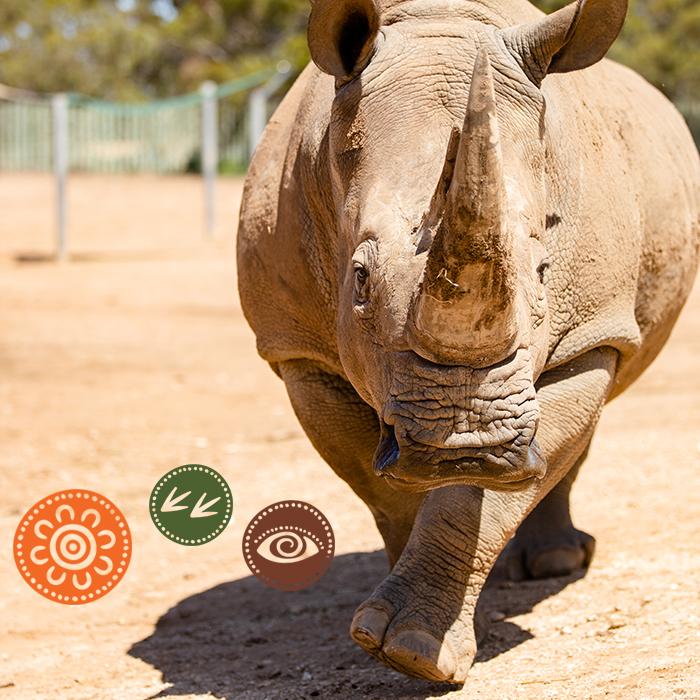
[237,66,343,374]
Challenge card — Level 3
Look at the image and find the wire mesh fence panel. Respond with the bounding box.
[68,97,202,174]
[219,95,249,174]
[0,70,275,175]
[0,99,52,171]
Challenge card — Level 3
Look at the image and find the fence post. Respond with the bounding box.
[52,93,69,261]
[247,87,267,161]
[200,81,218,238]
[247,61,292,160]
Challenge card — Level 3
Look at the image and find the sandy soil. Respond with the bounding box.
[0,174,698,700]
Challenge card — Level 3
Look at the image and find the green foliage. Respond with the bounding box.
[0,1,165,100]
[0,0,310,99]
[0,0,696,107]
[536,0,699,102]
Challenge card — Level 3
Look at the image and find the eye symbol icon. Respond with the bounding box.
[256,530,320,564]
[243,501,335,591]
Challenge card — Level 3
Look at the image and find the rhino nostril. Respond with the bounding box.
[373,421,400,475]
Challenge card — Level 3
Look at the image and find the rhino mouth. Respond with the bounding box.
[373,419,546,492]
[374,348,546,491]
[372,348,546,492]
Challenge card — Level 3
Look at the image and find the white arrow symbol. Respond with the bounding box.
[190,492,221,519]
[161,487,191,513]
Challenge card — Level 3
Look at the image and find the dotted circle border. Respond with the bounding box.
[242,500,335,590]
[13,489,132,605]
[149,465,233,546]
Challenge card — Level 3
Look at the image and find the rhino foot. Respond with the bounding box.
[350,569,477,683]
[505,525,595,581]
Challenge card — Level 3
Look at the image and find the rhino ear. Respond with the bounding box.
[308,0,381,81]
[502,0,628,84]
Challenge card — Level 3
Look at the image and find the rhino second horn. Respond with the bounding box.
[409,48,519,367]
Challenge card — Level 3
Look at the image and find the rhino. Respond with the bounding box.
[237,0,700,683]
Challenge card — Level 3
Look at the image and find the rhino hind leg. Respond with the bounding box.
[504,446,596,581]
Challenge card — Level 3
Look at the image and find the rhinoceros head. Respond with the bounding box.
[307,0,627,492]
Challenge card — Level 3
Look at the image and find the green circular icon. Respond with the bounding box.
[150,465,232,545]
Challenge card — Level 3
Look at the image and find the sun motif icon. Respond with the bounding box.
[13,489,132,605]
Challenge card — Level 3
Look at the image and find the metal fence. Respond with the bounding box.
[0,69,279,175]
[0,67,289,257]
[0,98,52,171]
[68,95,201,174]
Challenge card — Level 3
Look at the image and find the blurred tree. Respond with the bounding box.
[0,0,696,105]
[0,0,310,99]
[0,1,165,99]
[158,0,310,90]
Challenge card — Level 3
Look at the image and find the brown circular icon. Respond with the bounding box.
[242,501,335,591]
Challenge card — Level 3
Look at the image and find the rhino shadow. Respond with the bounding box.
[129,550,582,699]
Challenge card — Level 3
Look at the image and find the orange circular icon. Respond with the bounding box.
[13,489,131,605]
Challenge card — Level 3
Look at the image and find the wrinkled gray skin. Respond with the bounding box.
[237,0,700,683]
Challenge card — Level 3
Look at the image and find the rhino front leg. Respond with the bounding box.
[351,347,617,683]
[278,359,424,565]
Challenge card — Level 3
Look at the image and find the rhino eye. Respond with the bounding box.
[353,262,370,303]
[537,259,550,283]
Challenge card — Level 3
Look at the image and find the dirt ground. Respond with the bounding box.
[0,174,698,700]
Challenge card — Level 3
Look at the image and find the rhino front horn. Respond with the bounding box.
[408,48,519,368]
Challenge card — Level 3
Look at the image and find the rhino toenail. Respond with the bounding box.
[350,606,391,650]
[383,629,457,682]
